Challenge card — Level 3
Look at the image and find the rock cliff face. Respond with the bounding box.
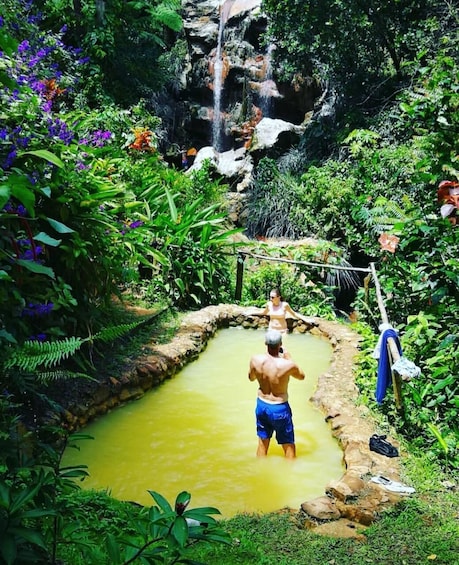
[170,0,323,223]
[180,0,321,152]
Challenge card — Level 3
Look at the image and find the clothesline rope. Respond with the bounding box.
[238,250,372,273]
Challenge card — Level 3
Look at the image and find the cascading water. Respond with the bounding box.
[259,43,276,118]
[212,4,226,151]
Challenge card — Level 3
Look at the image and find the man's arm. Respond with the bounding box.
[248,356,258,381]
[284,357,305,380]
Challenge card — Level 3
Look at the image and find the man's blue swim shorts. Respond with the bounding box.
[255,397,295,444]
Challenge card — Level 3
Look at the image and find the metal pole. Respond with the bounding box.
[235,252,246,301]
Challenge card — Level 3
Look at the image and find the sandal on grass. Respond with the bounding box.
[369,434,399,457]
[370,475,415,494]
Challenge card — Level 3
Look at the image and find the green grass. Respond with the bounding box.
[185,496,458,565]
[183,454,458,565]
[57,453,458,565]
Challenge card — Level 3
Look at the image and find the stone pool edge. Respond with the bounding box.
[59,304,409,536]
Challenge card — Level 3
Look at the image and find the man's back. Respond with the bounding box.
[249,352,304,403]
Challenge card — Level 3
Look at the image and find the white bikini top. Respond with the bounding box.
[267,301,287,320]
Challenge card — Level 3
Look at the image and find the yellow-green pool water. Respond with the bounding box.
[63,327,344,517]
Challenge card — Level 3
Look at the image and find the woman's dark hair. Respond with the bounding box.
[270,288,282,299]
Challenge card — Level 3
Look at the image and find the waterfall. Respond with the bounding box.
[259,43,276,118]
[212,13,224,151]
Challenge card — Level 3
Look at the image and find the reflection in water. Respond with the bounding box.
[63,328,344,517]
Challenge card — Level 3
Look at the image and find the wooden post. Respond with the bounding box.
[235,252,246,301]
[370,263,403,412]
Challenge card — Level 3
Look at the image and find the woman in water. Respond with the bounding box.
[260,288,310,333]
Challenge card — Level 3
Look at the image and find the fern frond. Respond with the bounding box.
[90,321,142,343]
[154,3,183,32]
[3,322,143,374]
[35,370,94,384]
[5,337,85,371]
[363,197,410,234]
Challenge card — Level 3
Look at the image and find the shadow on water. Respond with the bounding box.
[63,327,344,517]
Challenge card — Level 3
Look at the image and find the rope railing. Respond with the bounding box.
[236,250,372,273]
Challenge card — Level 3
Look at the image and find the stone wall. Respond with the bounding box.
[59,304,315,430]
[58,304,411,536]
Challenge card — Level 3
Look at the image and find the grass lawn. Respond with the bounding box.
[183,452,459,565]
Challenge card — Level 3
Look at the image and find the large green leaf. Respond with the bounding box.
[46,217,75,233]
[148,490,172,513]
[34,232,62,246]
[16,259,55,278]
[165,187,178,222]
[105,533,121,564]
[171,516,188,547]
[21,149,64,168]
[0,185,11,210]
[7,175,36,216]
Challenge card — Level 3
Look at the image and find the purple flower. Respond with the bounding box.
[21,302,54,317]
[91,129,112,147]
[42,99,53,112]
[47,118,74,145]
[30,79,46,94]
[27,171,40,185]
[18,40,30,53]
[29,333,47,342]
[17,136,31,148]
[21,249,34,260]
[28,48,48,67]
[3,149,17,169]
[130,220,144,229]
[21,245,42,260]
[75,161,90,171]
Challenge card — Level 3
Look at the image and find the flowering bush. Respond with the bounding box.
[0,3,155,347]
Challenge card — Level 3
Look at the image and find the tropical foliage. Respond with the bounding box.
[252,3,459,468]
[0,4,239,560]
[262,0,452,105]
[1,0,459,561]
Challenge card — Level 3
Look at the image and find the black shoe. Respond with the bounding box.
[369,434,399,458]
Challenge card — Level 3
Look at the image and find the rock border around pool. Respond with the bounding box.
[60,304,411,536]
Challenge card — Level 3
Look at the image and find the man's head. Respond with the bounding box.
[265,329,282,348]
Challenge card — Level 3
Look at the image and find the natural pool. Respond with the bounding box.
[63,327,344,517]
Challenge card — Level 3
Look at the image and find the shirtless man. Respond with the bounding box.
[248,330,305,459]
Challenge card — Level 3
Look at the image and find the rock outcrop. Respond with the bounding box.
[180,0,321,152]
